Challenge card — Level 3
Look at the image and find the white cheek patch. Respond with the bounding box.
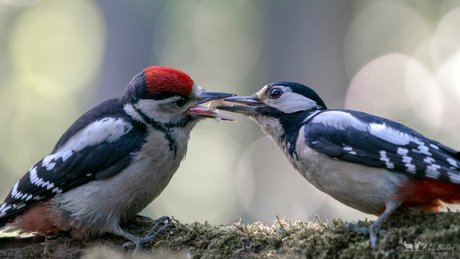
[369,123,422,145]
[312,111,369,131]
[124,103,144,123]
[269,91,318,114]
[135,98,182,123]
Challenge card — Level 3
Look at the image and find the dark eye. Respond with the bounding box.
[175,99,187,108]
[269,88,282,99]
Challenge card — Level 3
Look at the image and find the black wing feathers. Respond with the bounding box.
[0,99,147,223]
[303,110,460,183]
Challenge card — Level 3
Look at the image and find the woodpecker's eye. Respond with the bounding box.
[269,88,282,99]
[174,99,187,108]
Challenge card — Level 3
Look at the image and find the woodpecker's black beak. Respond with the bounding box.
[187,91,235,121]
[196,92,235,104]
[213,95,264,115]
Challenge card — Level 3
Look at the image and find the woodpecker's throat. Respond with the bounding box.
[255,108,317,161]
[138,107,193,158]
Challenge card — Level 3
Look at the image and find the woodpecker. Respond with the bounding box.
[0,66,234,251]
[215,81,460,248]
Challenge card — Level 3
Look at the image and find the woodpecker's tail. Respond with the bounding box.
[0,202,16,231]
[0,216,12,231]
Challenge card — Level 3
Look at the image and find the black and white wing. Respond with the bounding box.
[0,99,147,224]
[303,109,460,183]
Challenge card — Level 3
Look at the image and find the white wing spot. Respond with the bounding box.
[45,118,132,167]
[397,147,409,156]
[447,158,458,168]
[430,144,439,150]
[349,151,357,155]
[16,203,26,210]
[402,156,412,164]
[426,164,441,178]
[379,151,395,169]
[405,164,417,173]
[45,162,56,170]
[412,145,431,156]
[424,157,435,164]
[46,182,55,190]
[62,150,74,161]
[343,146,353,151]
[11,182,19,198]
[401,155,416,172]
[11,182,28,200]
[311,111,368,131]
[52,187,63,194]
[0,203,9,217]
[447,172,460,184]
[370,123,421,145]
[30,167,54,190]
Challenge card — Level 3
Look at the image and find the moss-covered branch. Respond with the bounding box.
[1,212,459,258]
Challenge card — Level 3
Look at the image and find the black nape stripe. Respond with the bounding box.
[133,107,191,159]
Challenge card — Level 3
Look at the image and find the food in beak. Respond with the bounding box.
[208,99,235,112]
[187,104,234,121]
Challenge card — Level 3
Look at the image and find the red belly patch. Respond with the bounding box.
[397,177,460,212]
[8,201,60,235]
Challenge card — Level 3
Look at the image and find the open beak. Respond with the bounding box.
[214,95,265,115]
[187,91,236,121]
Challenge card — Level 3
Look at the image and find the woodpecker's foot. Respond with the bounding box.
[369,223,385,249]
[122,216,175,253]
[343,220,369,235]
[344,220,386,248]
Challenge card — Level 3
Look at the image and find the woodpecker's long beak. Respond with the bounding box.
[214,95,264,115]
[187,92,235,121]
[196,92,235,104]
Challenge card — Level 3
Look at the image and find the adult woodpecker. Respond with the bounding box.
[0,66,234,251]
[214,81,460,247]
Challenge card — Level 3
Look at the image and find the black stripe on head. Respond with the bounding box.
[266,81,327,110]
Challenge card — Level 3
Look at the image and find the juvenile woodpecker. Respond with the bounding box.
[0,66,234,250]
[215,81,460,247]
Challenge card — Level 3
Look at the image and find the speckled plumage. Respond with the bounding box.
[219,81,460,247]
[0,66,234,252]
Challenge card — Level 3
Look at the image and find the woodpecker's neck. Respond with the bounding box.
[253,108,319,160]
[123,103,198,159]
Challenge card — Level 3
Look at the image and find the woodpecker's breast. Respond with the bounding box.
[50,126,191,234]
[292,126,408,215]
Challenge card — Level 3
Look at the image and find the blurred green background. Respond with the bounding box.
[1,0,460,229]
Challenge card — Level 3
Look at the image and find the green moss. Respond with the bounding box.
[131,212,460,258]
[3,212,460,258]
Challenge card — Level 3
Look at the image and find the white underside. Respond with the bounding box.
[290,126,408,215]
[50,125,193,235]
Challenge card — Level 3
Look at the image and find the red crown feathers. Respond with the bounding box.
[144,67,194,97]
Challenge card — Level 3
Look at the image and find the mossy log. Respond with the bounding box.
[0,212,459,258]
